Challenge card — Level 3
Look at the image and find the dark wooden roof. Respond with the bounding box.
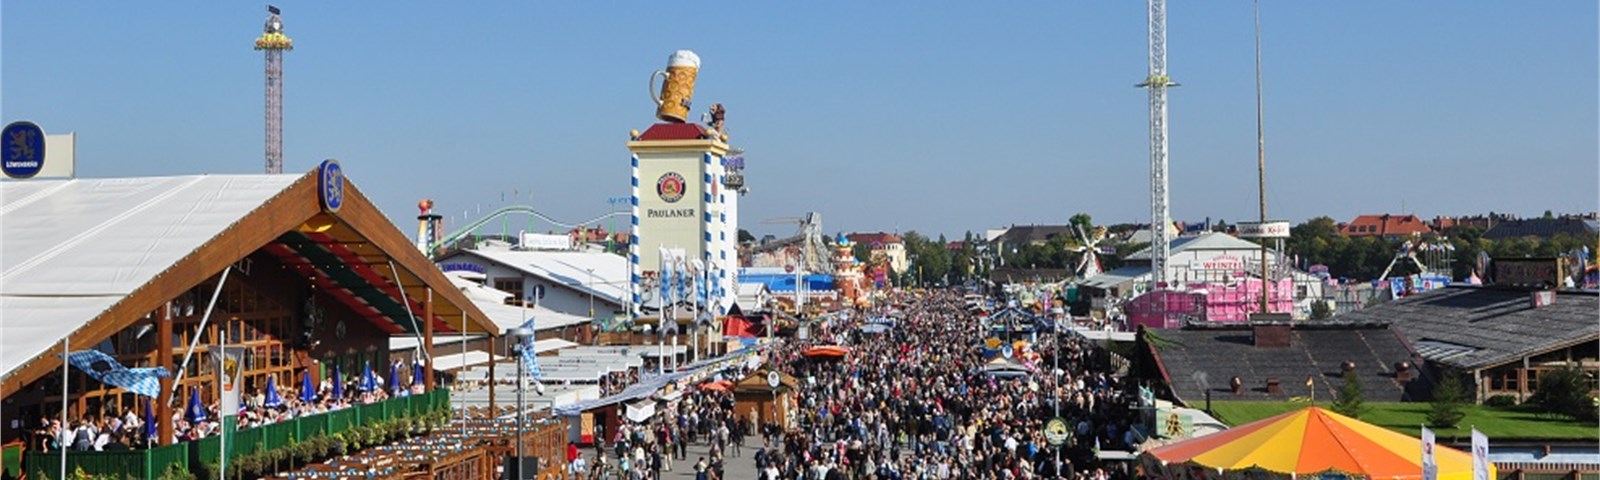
[1149,324,1416,405]
[1325,286,1599,370]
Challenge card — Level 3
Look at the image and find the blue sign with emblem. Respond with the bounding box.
[318,159,344,212]
[2,121,46,179]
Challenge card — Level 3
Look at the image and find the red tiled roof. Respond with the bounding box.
[1340,214,1433,237]
[847,232,903,247]
[638,123,710,141]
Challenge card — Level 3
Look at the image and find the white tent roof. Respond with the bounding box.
[444,271,594,331]
[447,248,628,307]
[431,351,493,372]
[1,174,300,378]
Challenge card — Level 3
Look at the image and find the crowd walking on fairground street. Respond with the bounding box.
[573,288,1142,480]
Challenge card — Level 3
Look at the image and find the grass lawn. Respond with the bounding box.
[1208,401,1599,441]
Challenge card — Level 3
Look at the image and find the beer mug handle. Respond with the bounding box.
[649,70,668,107]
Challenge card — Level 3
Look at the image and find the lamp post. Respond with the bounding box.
[506,326,533,480]
[587,268,596,318]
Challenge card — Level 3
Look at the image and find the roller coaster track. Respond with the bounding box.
[427,205,629,255]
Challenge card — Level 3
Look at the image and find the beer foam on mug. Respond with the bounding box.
[669,50,701,68]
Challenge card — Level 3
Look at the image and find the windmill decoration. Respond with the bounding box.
[1068,225,1110,278]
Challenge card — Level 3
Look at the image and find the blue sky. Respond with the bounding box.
[4,2,1596,238]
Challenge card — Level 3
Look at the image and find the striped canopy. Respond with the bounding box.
[1144,407,1491,480]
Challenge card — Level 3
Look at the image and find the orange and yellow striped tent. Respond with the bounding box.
[1143,407,1491,480]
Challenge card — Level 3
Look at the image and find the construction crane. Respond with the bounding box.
[753,212,833,273]
[1138,0,1177,288]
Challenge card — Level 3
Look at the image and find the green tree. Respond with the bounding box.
[738,229,755,244]
[1069,213,1094,236]
[1529,364,1598,421]
[1310,300,1333,320]
[1332,369,1366,418]
[1428,371,1468,428]
[852,240,872,264]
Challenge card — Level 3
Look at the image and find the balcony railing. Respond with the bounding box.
[24,389,451,480]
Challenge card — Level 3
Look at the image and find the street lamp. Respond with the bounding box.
[506,326,534,480]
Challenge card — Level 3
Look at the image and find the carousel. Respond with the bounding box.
[1140,407,1491,480]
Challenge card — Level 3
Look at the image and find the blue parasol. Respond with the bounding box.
[360,362,377,393]
[299,371,316,404]
[333,364,345,399]
[143,399,156,441]
[413,362,424,389]
[387,362,400,395]
[262,374,283,408]
[184,387,207,424]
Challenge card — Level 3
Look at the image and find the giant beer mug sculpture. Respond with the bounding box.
[649,50,701,123]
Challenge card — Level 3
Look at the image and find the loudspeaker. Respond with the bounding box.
[500,455,540,480]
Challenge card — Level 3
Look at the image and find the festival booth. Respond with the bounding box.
[731,368,798,430]
[802,345,850,359]
[1141,407,1491,480]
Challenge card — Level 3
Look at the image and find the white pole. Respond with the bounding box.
[218,329,227,480]
[460,312,467,431]
[169,268,231,403]
[59,338,67,480]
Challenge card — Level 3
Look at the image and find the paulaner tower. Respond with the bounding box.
[255,6,293,174]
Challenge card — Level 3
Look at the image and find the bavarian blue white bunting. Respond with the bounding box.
[63,349,170,398]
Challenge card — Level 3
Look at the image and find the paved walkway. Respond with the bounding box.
[577,435,763,480]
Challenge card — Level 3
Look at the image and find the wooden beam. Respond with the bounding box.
[332,181,499,336]
[157,303,174,445]
[424,287,435,391]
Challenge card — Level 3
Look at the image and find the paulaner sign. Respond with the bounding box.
[647,208,696,218]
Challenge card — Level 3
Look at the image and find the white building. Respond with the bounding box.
[628,125,741,317]
[1081,232,1326,314]
[435,244,629,320]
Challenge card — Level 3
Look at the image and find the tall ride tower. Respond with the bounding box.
[1138,0,1176,286]
[255,6,293,174]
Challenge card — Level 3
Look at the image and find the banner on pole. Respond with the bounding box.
[1421,426,1437,480]
[1471,428,1490,480]
[208,346,247,417]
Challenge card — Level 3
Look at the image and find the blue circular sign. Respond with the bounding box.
[2,121,46,179]
[318,159,344,212]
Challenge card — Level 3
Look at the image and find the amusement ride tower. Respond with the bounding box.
[255,6,293,174]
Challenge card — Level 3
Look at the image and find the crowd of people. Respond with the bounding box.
[560,288,1143,480]
[753,289,1142,479]
[31,362,428,452]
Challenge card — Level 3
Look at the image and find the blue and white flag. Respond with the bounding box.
[516,318,544,381]
[63,349,170,398]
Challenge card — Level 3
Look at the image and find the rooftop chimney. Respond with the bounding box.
[1250,313,1294,348]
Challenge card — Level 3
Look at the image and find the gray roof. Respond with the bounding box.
[1326,286,1599,370]
[1482,218,1600,239]
[1079,266,1150,289]
[1150,324,1416,405]
[994,225,1075,246]
[1126,232,1267,260]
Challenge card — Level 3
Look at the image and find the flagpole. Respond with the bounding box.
[218,329,227,480]
[60,339,67,480]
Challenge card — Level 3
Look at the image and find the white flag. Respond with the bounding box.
[208,345,247,417]
[1471,428,1490,480]
[1421,426,1438,480]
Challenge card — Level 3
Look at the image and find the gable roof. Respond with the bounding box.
[1482,217,1600,239]
[1126,232,1267,260]
[442,248,629,308]
[846,232,903,247]
[1149,324,1416,404]
[1340,214,1433,236]
[994,225,1075,246]
[1,170,501,397]
[1323,286,1599,370]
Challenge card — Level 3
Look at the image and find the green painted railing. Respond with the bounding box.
[3,443,22,478]
[24,390,450,479]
